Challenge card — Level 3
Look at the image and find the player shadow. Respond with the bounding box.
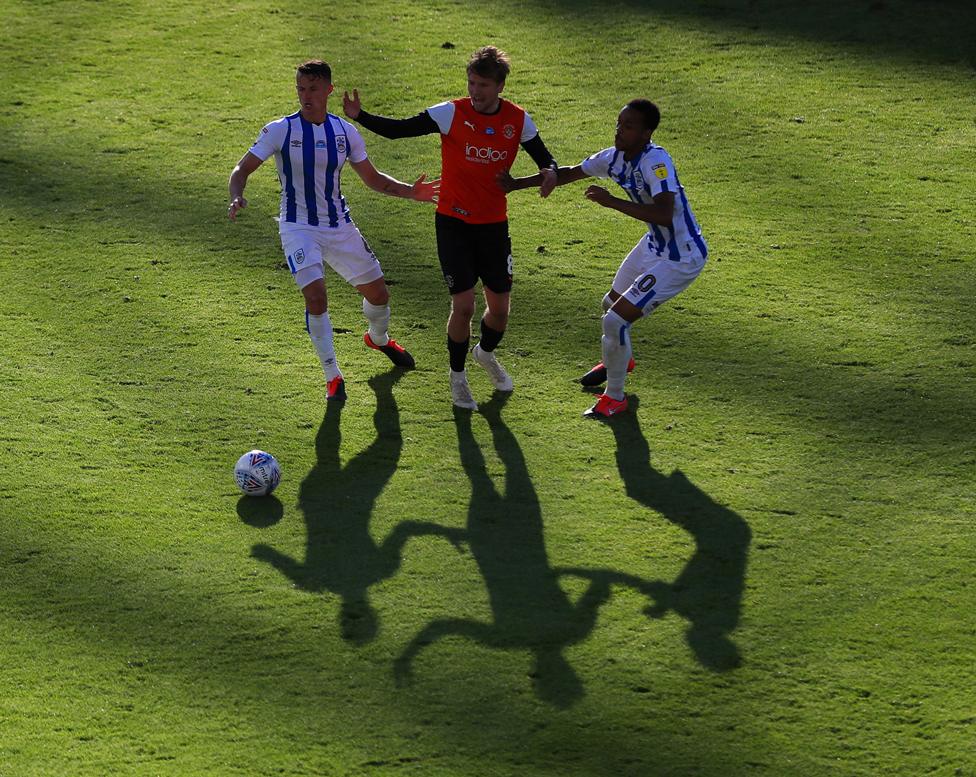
[250,369,464,645]
[604,397,752,671]
[394,393,658,708]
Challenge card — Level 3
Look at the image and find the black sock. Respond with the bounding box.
[479,319,504,352]
[447,336,469,372]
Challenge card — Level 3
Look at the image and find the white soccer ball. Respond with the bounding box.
[234,450,281,497]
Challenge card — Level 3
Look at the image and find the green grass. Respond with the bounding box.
[1,0,974,774]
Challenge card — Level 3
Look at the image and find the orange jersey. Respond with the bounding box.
[432,98,527,224]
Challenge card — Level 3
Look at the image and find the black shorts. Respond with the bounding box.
[435,213,513,295]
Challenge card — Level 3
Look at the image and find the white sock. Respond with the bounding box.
[306,311,341,381]
[601,310,631,401]
[602,292,615,313]
[362,299,391,347]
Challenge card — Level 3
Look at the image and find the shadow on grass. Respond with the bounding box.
[236,494,284,528]
[604,397,751,670]
[533,0,976,69]
[249,368,464,644]
[395,394,663,707]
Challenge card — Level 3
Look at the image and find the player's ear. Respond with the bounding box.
[327,82,335,95]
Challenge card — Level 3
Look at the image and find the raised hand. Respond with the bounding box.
[584,184,614,207]
[342,89,362,119]
[410,173,441,203]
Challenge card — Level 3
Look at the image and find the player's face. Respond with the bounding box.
[467,72,504,114]
[296,74,334,120]
[614,107,652,154]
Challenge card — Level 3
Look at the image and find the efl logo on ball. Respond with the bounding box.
[235,450,281,497]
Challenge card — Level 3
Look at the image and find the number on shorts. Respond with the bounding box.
[637,273,657,292]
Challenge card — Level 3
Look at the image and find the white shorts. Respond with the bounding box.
[612,237,706,316]
[280,221,384,290]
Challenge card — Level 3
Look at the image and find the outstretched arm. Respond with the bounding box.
[497,163,590,194]
[227,152,264,220]
[348,158,440,202]
[251,543,304,585]
[520,134,559,197]
[382,520,467,556]
[585,187,675,226]
[556,566,671,616]
[343,89,440,139]
[394,618,494,686]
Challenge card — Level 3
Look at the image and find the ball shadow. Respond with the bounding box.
[236,494,284,528]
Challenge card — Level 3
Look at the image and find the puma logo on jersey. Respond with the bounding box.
[464,120,476,131]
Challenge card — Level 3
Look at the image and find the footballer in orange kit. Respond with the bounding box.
[344,46,558,409]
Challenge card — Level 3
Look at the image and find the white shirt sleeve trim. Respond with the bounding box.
[580,147,614,179]
[248,118,286,161]
[340,118,369,163]
[426,102,455,134]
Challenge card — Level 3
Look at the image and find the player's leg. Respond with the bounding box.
[580,246,644,386]
[603,297,642,399]
[471,221,514,391]
[583,297,640,418]
[579,284,636,386]
[438,215,478,353]
[436,214,479,408]
[447,288,476,345]
[301,275,346,402]
[356,277,415,369]
[585,252,707,418]
[282,228,345,401]
[473,287,513,391]
[326,222,416,369]
[447,289,478,409]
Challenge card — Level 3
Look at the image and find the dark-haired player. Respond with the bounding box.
[343,46,558,410]
[500,99,707,418]
[228,60,438,402]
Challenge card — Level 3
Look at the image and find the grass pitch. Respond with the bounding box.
[1,0,974,775]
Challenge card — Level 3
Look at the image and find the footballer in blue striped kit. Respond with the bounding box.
[499,99,707,419]
[228,60,440,402]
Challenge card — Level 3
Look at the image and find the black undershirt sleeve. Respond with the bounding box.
[521,134,557,170]
[355,110,440,139]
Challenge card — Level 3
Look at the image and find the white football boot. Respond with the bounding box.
[472,343,513,392]
[450,370,478,410]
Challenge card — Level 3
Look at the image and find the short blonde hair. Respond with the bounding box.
[467,46,510,84]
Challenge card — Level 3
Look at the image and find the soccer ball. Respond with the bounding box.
[234,450,281,497]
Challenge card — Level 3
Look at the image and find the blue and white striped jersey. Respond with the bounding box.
[249,112,367,228]
[581,143,707,262]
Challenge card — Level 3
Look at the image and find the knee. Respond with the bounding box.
[602,309,629,342]
[364,286,389,307]
[451,297,476,322]
[303,288,327,315]
[486,309,508,330]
